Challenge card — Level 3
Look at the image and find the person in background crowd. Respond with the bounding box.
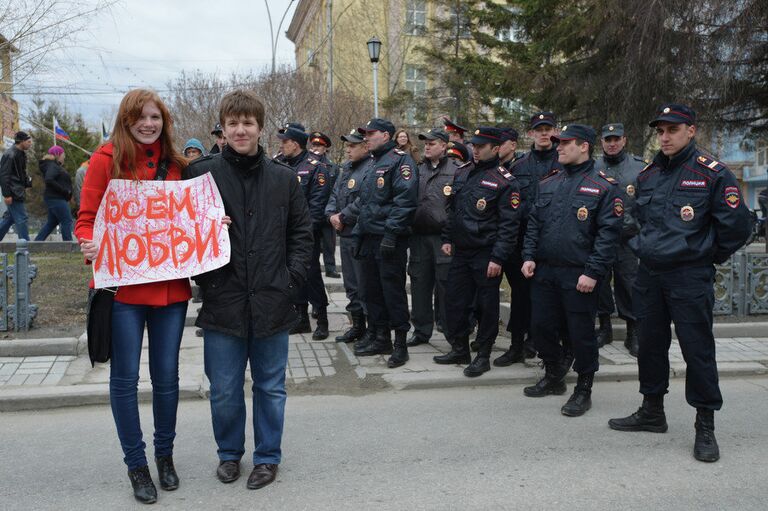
[34,145,74,241]
[442,117,467,144]
[394,128,420,164]
[209,123,226,154]
[183,138,207,160]
[73,159,89,213]
[446,141,469,164]
[186,89,312,491]
[593,123,646,356]
[0,131,34,241]
[75,89,191,504]
[327,129,371,343]
[309,131,341,279]
[609,103,752,463]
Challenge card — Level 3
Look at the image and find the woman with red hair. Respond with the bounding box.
[75,89,190,504]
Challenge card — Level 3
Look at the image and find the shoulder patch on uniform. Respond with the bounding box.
[400,164,413,180]
[497,166,513,181]
[598,171,618,185]
[696,155,725,172]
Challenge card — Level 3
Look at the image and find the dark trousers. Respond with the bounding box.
[321,224,337,272]
[340,236,366,314]
[444,248,501,357]
[503,253,531,340]
[35,197,74,241]
[0,201,29,241]
[360,234,409,333]
[408,234,450,340]
[597,243,638,321]
[296,228,329,309]
[634,264,722,410]
[530,265,599,375]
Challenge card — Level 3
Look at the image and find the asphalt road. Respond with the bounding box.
[2,378,767,510]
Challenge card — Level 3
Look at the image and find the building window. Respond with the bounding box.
[449,4,471,39]
[405,0,427,35]
[495,7,523,42]
[405,65,427,95]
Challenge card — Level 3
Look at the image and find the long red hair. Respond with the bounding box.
[108,89,186,178]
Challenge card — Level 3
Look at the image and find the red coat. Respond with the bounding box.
[74,140,192,306]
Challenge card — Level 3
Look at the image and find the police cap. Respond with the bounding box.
[649,103,696,127]
[358,118,396,136]
[601,123,625,138]
[310,131,332,148]
[418,129,449,142]
[469,127,505,146]
[340,128,365,144]
[551,124,596,146]
[530,111,557,129]
[277,127,308,146]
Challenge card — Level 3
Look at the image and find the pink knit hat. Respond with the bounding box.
[48,145,64,156]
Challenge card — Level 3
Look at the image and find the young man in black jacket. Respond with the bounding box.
[0,131,34,241]
[186,90,313,490]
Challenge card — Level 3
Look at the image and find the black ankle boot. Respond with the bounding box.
[561,372,594,416]
[463,354,491,377]
[336,312,366,342]
[354,328,392,356]
[524,362,567,397]
[596,315,613,347]
[128,465,157,504]
[155,455,179,491]
[608,394,668,433]
[387,331,409,368]
[433,336,471,365]
[493,339,524,367]
[694,408,719,462]
[290,305,312,334]
[312,307,329,340]
[625,320,639,357]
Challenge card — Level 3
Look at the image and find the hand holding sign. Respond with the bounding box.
[92,173,231,288]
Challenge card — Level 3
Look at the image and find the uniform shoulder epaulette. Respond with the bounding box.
[497,166,513,181]
[271,157,293,170]
[639,162,655,174]
[696,155,725,173]
[540,168,560,181]
[393,148,406,156]
[598,170,618,185]
[633,155,647,164]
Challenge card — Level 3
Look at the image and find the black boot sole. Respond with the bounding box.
[387,356,409,368]
[493,353,524,367]
[312,331,329,340]
[433,356,471,365]
[354,347,393,356]
[607,420,668,433]
[523,383,567,397]
[561,400,592,417]
[693,449,720,462]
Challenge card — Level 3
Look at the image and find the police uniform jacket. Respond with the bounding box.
[508,145,562,221]
[594,150,645,241]
[282,150,331,229]
[317,152,339,188]
[412,155,458,235]
[325,156,370,237]
[442,156,522,265]
[630,141,751,270]
[352,140,418,240]
[522,159,622,280]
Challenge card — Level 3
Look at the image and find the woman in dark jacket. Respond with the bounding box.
[34,145,74,241]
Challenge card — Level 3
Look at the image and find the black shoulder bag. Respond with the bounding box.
[86,160,169,366]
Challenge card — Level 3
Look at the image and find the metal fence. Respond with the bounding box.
[0,240,39,331]
[715,249,768,316]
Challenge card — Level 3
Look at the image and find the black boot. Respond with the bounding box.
[325,269,341,279]
[493,337,525,367]
[608,394,668,433]
[561,372,594,416]
[406,333,430,347]
[128,465,157,504]
[433,336,471,365]
[524,362,567,397]
[595,315,613,347]
[694,408,720,462]
[289,305,312,334]
[625,320,639,358]
[335,311,366,342]
[463,354,491,377]
[312,307,329,340]
[387,331,409,368]
[155,455,179,491]
[353,324,376,351]
[469,340,481,352]
[354,328,393,356]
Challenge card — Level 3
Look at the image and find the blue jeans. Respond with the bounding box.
[0,201,29,241]
[34,198,73,241]
[204,329,289,465]
[110,300,188,471]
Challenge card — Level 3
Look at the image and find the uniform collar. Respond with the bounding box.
[603,150,626,166]
[563,159,594,175]
[653,141,697,171]
[284,149,307,167]
[473,155,500,173]
[531,143,558,161]
[371,140,397,158]
[223,144,264,170]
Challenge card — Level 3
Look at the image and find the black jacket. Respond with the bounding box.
[0,146,32,202]
[184,146,313,339]
[412,155,458,235]
[630,141,751,270]
[352,140,418,240]
[40,159,73,201]
[508,144,562,221]
[594,151,645,241]
[280,150,331,229]
[325,156,370,237]
[442,157,522,264]
[523,159,622,280]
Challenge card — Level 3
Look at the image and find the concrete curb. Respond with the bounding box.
[0,380,204,412]
[0,337,84,357]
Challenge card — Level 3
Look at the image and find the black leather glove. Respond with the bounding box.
[379,235,397,259]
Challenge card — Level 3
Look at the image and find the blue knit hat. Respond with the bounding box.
[183,138,206,156]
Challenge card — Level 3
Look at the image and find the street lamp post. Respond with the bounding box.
[367,37,382,118]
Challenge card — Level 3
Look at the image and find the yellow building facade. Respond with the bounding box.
[0,34,20,146]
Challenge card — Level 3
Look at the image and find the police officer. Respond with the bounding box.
[209,123,226,154]
[406,128,458,347]
[521,124,622,417]
[434,127,522,377]
[495,113,564,367]
[327,129,371,343]
[446,141,469,164]
[498,127,520,169]
[351,118,418,369]
[443,117,467,144]
[609,104,751,462]
[593,123,646,356]
[310,131,341,279]
[276,124,331,340]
